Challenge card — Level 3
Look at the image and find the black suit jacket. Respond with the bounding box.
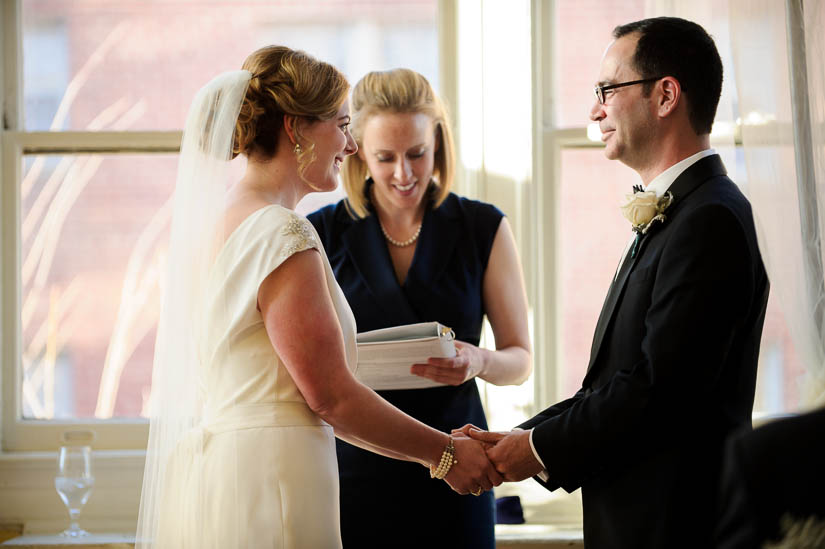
[715,407,825,548]
[519,155,769,548]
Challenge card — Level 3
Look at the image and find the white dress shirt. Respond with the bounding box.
[528,148,717,481]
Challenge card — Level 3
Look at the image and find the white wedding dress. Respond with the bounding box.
[153,205,357,548]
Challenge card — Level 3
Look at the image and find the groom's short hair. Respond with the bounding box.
[613,17,723,136]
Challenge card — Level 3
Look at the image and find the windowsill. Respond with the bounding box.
[492,478,584,547]
[496,524,584,547]
[1,533,134,548]
[1,528,584,549]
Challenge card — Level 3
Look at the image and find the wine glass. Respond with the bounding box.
[55,434,95,537]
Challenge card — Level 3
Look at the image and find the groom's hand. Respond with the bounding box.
[468,428,544,482]
[451,423,483,437]
[452,423,497,450]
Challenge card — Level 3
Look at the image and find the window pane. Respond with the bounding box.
[21,154,179,419]
[755,294,804,415]
[553,0,646,128]
[557,149,801,413]
[22,0,437,131]
[553,0,738,137]
[479,315,534,432]
[558,149,638,396]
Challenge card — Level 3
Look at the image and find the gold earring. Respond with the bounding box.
[293,142,302,155]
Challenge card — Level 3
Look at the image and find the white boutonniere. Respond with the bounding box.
[620,185,673,258]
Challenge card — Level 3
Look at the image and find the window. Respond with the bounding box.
[547,0,801,416]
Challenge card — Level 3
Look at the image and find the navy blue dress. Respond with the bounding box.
[309,189,503,548]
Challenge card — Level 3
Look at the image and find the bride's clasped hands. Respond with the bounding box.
[440,434,504,496]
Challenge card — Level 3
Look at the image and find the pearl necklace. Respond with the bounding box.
[379,221,422,247]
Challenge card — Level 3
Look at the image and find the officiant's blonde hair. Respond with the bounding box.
[342,68,455,219]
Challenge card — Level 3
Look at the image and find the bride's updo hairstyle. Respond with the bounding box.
[233,46,350,177]
[342,68,455,219]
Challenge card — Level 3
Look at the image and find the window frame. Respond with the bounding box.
[3,135,178,452]
[1,142,188,449]
[0,1,179,452]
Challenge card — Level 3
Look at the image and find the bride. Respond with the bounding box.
[135,46,501,548]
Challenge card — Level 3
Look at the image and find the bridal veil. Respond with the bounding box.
[136,70,250,548]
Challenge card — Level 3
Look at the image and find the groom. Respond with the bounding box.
[465,17,769,548]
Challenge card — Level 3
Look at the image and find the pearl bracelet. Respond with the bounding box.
[430,438,457,479]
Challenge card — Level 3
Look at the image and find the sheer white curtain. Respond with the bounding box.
[729,0,825,409]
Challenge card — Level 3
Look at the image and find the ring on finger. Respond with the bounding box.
[471,487,483,496]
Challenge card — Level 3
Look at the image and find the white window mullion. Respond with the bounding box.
[2,0,24,453]
[1,0,24,132]
[2,133,23,451]
[530,0,557,411]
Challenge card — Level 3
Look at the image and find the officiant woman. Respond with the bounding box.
[308,68,532,548]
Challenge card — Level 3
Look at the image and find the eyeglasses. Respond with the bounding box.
[594,77,663,105]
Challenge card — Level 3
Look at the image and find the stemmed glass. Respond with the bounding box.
[55,431,95,538]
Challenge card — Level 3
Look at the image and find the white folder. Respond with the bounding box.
[355,322,457,390]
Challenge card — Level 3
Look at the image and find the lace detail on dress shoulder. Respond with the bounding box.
[280,213,318,259]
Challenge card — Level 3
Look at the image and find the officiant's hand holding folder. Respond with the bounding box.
[355,322,456,390]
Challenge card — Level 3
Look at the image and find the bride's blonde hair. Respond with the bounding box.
[233,46,349,179]
[342,68,455,219]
